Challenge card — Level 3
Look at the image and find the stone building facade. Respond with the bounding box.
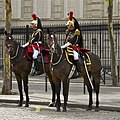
[0,0,120,27]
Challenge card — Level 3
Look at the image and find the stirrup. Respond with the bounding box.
[76,72,81,77]
[35,71,40,75]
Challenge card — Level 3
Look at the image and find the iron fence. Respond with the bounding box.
[0,22,120,83]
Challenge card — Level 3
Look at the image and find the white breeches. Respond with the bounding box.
[32,47,39,59]
[73,50,79,60]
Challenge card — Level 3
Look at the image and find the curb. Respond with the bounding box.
[0,99,120,112]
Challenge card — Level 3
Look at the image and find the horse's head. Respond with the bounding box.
[46,33,63,64]
[4,30,19,57]
[46,33,58,53]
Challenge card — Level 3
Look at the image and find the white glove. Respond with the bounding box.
[61,42,71,49]
[21,42,29,48]
[32,47,39,59]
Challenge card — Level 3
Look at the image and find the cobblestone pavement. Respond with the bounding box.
[0,103,120,120]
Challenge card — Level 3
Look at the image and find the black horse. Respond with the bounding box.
[46,33,102,112]
[4,31,55,107]
[5,31,32,107]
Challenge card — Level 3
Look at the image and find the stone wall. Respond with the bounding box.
[0,0,120,27]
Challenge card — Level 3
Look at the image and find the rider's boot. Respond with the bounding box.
[34,59,40,75]
[75,60,81,77]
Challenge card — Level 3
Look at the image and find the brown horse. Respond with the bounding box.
[4,31,55,107]
[46,33,102,112]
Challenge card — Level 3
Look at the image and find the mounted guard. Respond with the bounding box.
[61,20,81,76]
[22,14,43,75]
[67,11,83,48]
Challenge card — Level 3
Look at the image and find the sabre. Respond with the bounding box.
[83,55,94,90]
[37,43,47,92]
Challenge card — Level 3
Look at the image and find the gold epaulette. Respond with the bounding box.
[74,29,80,36]
[66,29,68,34]
[72,18,75,23]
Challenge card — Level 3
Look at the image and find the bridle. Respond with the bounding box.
[10,45,20,60]
[47,34,63,66]
[6,41,24,65]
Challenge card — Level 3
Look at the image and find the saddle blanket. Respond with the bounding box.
[65,47,91,66]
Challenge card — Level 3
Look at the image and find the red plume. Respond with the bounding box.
[69,11,73,20]
[32,14,37,20]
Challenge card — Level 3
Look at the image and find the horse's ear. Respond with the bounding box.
[4,30,7,35]
[11,29,13,35]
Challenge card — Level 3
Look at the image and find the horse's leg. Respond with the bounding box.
[84,76,93,111]
[87,84,93,111]
[55,79,61,112]
[62,78,69,112]
[47,73,56,107]
[15,74,23,106]
[23,76,29,107]
[66,79,70,102]
[93,76,100,112]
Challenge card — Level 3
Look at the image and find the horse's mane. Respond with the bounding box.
[13,40,20,47]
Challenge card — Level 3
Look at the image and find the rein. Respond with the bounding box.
[10,45,25,65]
[10,45,20,60]
[48,36,64,66]
[50,48,63,66]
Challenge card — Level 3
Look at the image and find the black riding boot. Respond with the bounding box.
[75,60,81,77]
[34,59,40,75]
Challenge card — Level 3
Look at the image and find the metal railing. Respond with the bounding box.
[0,22,120,83]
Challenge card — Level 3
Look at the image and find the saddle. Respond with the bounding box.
[25,46,33,61]
[65,47,91,79]
[37,49,50,64]
[25,46,50,63]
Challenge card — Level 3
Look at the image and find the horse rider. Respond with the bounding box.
[67,11,83,48]
[22,14,43,75]
[61,20,81,76]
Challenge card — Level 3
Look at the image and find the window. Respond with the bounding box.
[113,0,119,16]
[0,0,4,19]
[104,0,119,17]
[33,0,51,18]
[11,0,21,19]
[64,0,83,18]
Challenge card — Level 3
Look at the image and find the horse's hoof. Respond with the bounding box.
[25,104,29,107]
[86,106,92,111]
[18,103,22,107]
[48,102,55,107]
[95,107,99,112]
[62,109,67,112]
[56,108,61,112]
